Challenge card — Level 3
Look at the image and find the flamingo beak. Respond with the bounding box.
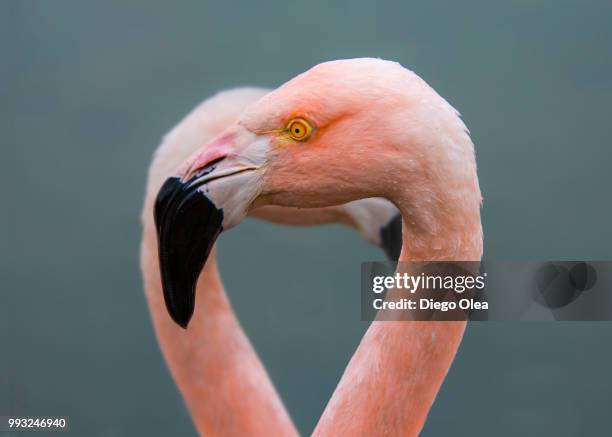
[380,213,402,261]
[154,127,269,328]
[154,176,224,328]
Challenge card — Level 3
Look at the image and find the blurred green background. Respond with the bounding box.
[2,1,612,436]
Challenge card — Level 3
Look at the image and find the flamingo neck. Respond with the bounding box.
[142,232,297,436]
[394,181,483,262]
[313,178,482,436]
[398,217,483,263]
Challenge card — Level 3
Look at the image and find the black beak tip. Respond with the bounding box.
[161,283,194,328]
[380,213,403,261]
[154,176,224,329]
[170,310,191,329]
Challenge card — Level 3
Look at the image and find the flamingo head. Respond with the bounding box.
[155,58,477,327]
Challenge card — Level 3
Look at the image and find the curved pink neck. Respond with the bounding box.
[141,227,297,436]
[313,199,482,436]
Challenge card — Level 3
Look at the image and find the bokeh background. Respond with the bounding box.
[2,1,612,436]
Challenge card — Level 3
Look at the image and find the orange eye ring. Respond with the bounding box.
[286,118,313,141]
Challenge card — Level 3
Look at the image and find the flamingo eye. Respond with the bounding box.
[286,118,313,141]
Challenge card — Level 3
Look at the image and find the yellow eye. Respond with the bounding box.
[287,118,313,141]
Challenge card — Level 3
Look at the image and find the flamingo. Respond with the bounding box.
[152,58,483,436]
[141,87,402,435]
